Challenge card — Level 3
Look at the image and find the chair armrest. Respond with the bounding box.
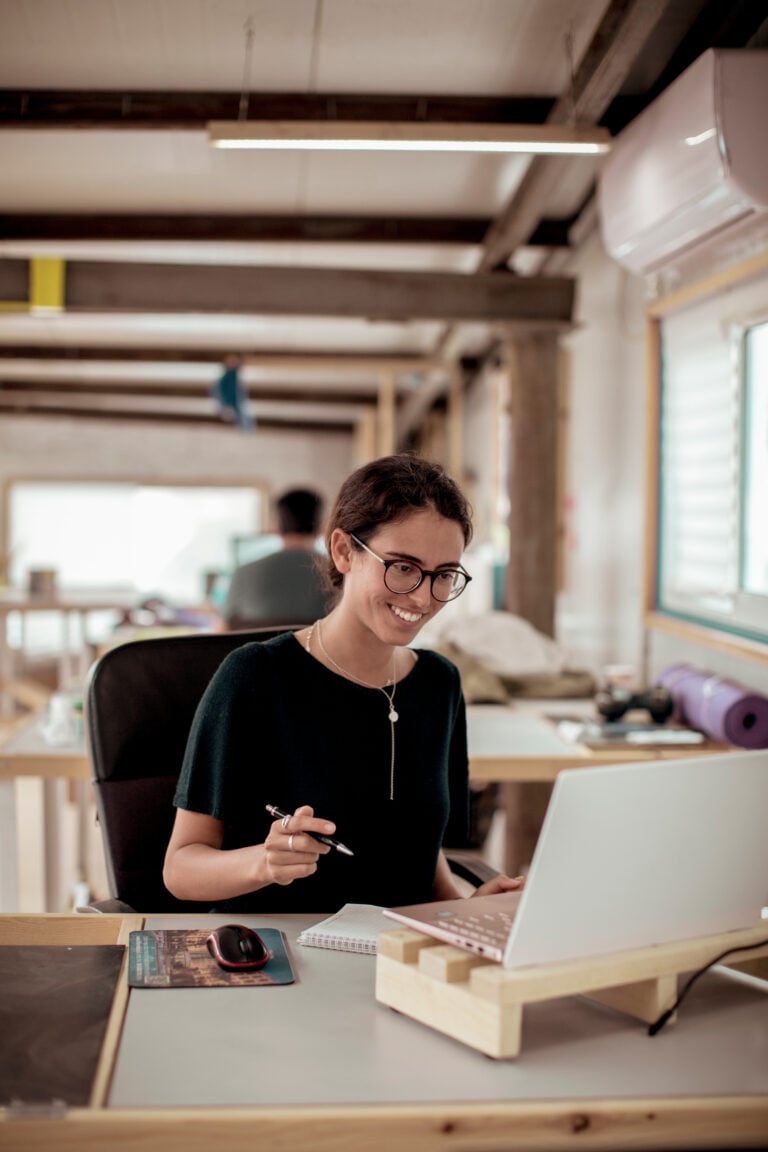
[445,850,499,889]
[78,898,138,914]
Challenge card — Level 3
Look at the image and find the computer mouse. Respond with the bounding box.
[206,924,270,970]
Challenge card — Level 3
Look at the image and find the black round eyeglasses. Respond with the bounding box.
[350,533,471,602]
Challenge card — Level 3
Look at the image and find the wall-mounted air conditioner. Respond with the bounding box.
[598,49,768,275]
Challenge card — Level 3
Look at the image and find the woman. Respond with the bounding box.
[164,454,521,912]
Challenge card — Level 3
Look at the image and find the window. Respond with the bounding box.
[7,481,262,604]
[742,321,768,598]
[657,303,768,642]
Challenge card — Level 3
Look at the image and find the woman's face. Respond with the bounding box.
[332,507,467,644]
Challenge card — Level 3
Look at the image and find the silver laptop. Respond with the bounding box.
[384,750,768,968]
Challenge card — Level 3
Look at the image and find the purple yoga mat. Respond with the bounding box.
[657,663,768,749]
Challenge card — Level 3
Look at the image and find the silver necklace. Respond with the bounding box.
[308,619,398,800]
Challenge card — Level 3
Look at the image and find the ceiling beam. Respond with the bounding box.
[478,0,677,270]
[0,258,575,323]
[0,346,442,372]
[0,379,378,406]
[0,91,555,128]
[0,212,574,248]
[0,397,353,434]
[0,213,492,246]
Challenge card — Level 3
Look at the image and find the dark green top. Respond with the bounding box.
[174,630,469,913]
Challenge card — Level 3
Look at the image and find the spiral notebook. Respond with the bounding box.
[297,904,389,954]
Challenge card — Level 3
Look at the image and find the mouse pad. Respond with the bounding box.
[128,928,295,988]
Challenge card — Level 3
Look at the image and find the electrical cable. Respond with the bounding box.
[648,936,768,1036]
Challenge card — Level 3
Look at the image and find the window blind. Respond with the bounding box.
[657,280,768,641]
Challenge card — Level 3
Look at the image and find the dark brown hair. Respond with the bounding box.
[322,454,473,592]
[275,488,323,535]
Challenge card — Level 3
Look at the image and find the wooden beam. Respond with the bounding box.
[0,213,493,246]
[0,379,379,406]
[0,212,576,248]
[22,259,574,324]
[0,345,443,373]
[0,399,352,434]
[479,0,675,270]
[0,90,555,128]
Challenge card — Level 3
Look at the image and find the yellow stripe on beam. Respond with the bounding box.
[30,257,65,311]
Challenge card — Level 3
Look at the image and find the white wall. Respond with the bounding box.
[555,227,647,677]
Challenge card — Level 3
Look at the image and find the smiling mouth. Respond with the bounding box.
[390,604,422,624]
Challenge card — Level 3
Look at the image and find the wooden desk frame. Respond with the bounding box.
[1,914,766,1152]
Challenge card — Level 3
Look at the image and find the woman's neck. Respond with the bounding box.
[313,611,412,686]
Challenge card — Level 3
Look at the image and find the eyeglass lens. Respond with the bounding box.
[383,562,466,601]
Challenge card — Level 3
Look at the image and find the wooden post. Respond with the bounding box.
[377,372,396,457]
[500,333,561,875]
[503,333,560,637]
[447,366,464,478]
[354,407,377,465]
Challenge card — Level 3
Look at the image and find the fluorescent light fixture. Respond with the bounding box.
[207,120,611,155]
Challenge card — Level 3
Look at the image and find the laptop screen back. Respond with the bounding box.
[502,749,768,968]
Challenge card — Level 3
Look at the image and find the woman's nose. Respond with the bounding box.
[409,578,434,607]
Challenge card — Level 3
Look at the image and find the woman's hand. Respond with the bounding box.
[264,804,334,886]
[470,873,526,898]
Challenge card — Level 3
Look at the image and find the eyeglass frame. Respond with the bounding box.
[348,533,472,602]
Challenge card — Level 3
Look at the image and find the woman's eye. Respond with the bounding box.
[434,571,455,586]
[393,562,416,576]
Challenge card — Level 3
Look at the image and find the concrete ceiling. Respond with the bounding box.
[0,0,765,439]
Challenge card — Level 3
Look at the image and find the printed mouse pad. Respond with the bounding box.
[128,928,295,988]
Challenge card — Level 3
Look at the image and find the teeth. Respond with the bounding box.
[392,605,421,623]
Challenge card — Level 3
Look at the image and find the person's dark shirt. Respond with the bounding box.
[174,631,469,913]
[223,549,328,627]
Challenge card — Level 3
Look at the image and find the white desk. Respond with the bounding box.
[0,714,91,912]
[0,588,136,717]
[3,913,764,1150]
[467,701,726,873]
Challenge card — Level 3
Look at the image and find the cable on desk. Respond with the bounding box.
[648,936,768,1036]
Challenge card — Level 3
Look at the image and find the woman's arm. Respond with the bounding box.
[432,849,526,901]
[163,804,334,903]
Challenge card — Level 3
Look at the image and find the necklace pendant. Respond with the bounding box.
[389,707,399,722]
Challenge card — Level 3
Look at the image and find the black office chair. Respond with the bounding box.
[85,627,495,912]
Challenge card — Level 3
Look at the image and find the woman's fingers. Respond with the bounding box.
[470,874,526,898]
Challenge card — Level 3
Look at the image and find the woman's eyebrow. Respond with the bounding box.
[383,549,462,569]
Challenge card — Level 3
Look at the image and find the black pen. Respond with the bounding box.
[265,804,354,857]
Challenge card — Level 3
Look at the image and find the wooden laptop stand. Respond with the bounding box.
[375,922,768,1059]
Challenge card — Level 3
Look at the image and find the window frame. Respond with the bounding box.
[644,252,768,660]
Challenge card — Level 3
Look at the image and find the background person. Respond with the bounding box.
[165,454,521,913]
[222,487,328,629]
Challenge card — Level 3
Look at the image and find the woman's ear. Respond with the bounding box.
[329,528,354,574]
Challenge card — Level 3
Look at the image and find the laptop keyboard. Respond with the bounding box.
[439,907,516,949]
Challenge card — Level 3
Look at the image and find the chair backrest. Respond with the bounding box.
[85,627,292,912]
